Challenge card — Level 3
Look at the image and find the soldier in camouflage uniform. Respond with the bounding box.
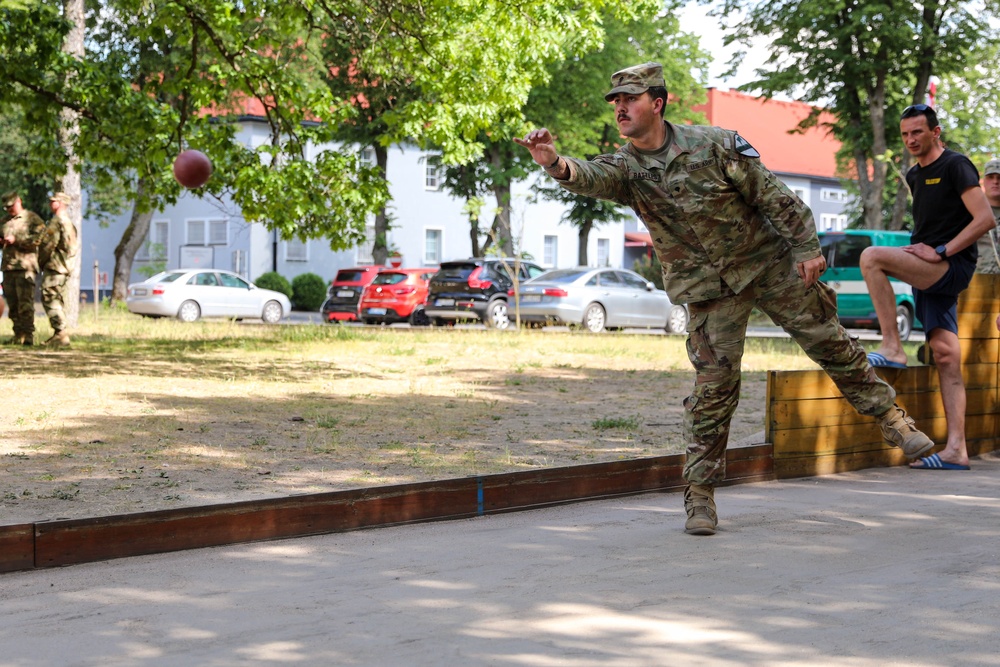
[976,159,1000,274]
[38,192,79,347]
[1,191,44,346]
[515,62,935,536]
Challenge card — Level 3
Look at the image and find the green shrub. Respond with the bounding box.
[632,253,664,290]
[254,272,292,298]
[291,272,328,311]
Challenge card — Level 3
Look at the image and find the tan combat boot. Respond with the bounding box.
[684,484,718,536]
[49,331,71,348]
[878,404,933,459]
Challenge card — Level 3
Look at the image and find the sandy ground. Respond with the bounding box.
[1,332,767,526]
[1,451,998,666]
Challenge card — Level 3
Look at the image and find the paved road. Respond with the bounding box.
[1,453,996,666]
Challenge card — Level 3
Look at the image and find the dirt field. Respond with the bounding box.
[0,322,793,525]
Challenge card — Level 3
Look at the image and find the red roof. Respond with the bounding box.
[693,89,841,179]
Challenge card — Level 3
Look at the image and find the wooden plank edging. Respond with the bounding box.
[2,445,773,573]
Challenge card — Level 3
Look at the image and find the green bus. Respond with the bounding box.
[818,230,921,340]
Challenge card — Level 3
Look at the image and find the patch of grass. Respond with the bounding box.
[592,415,642,431]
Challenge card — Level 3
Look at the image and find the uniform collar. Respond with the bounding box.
[623,121,687,170]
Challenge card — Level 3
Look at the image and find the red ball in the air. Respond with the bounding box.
[173,149,213,189]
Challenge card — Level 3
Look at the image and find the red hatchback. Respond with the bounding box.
[359,268,437,326]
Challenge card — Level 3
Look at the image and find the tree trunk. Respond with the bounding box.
[468,209,480,257]
[488,146,513,256]
[111,179,153,304]
[577,219,593,266]
[59,0,84,324]
[372,143,389,265]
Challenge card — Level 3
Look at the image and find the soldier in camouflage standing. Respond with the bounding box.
[1,191,44,346]
[38,192,79,347]
[976,158,1000,274]
[515,62,935,536]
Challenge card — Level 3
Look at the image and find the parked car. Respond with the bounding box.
[320,266,384,323]
[359,268,438,326]
[509,267,688,333]
[424,258,546,329]
[126,269,291,323]
[818,229,920,340]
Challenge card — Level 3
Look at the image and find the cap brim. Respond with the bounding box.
[986,170,1000,176]
[604,84,649,101]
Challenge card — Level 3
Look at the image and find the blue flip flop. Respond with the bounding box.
[867,352,908,369]
[910,453,971,470]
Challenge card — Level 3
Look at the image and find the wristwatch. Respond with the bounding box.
[935,244,948,260]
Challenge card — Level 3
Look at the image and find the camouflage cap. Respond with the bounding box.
[49,192,71,204]
[984,159,1000,176]
[605,62,666,101]
[2,191,18,207]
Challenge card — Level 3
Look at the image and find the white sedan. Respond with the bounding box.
[126,269,291,323]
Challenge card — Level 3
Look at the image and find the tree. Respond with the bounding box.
[523,6,710,264]
[2,0,660,301]
[713,0,996,230]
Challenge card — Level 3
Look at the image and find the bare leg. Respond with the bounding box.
[860,246,948,365]
[912,328,969,467]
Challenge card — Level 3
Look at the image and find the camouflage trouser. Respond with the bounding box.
[2,270,37,337]
[683,251,897,486]
[41,271,69,333]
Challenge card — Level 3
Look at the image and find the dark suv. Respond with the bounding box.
[425,258,545,329]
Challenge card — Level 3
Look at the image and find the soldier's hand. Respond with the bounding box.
[514,128,559,167]
[796,255,826,288]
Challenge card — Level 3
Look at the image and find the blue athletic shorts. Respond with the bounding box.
[913,256,975,335]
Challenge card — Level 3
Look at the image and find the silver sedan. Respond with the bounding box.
[126,269,292,323]
[510,267,689,333]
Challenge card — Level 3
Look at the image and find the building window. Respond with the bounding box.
[360,147,375,167]
[137,220,169,261]
[356,222,375,265]
[423,154,442,191]
[544,235,558,267]
[424,228,442,265]
[820,188,848,203]
[286,238,308,262]
[186,218,228,245]
[597,238,610,267]
[820,213,848,231]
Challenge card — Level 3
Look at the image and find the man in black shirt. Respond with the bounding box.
[861,104,995,470]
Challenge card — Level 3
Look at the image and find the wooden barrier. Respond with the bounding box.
[767,273,1000,478]
[2,445,772,573]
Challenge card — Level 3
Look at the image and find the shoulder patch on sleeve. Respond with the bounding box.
[734,133,760,158]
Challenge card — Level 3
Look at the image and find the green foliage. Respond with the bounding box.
[253,272,292,299]
[632,253,664,290]
[715,0,998,230]
[522,8,710,251]
[291,273,327,311]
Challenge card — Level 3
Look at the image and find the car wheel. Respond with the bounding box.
[177,300,201,323]
[896,304,913,341]
[261,300,283,324]
[484,300,510,329]
[666,304,689,334]
[583,303,606,333]
[409,307,431,326]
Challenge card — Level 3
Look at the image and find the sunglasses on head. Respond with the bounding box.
[901,103,933,118]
